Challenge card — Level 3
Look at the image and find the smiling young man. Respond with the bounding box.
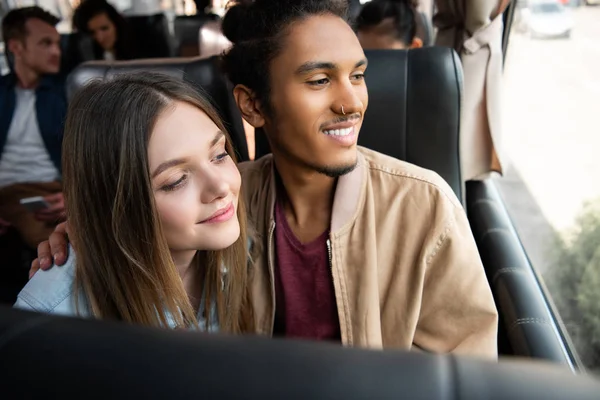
[220,0,498,356]
[30,0,498,357]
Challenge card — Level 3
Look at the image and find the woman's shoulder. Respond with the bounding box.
[13,248,87,317]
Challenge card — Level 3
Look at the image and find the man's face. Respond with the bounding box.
[265,14,369,177]
[9,18,61,74]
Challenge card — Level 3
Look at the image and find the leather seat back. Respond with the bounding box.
[359,47,463,201]
[467,180,578,365]
[1,306,597,399]
[174,14,219,57]
[125,13,174,58]
[60,33,95,77]
[66,57,249,161]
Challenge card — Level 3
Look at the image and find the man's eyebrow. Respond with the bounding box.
[295,58,369,75]
[295,61,337,75]
[355,58,368,69]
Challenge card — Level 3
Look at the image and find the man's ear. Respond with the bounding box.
[7,39,23,58]
[410,37,423,49]
[233,84,266,128]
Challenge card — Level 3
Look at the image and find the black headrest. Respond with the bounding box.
[174,14,218,44]
[125,13,174,58]
[1,307,599,399]
[60,33,95,77]
[66,57,249,161]
[360,47,463,201]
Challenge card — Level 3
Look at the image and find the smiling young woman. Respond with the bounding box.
[15,73,253,334]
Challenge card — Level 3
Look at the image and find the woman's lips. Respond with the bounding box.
[199,202,235,224]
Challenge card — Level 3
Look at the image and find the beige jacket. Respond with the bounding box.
[435,0,509,180]
[239,147,498,359]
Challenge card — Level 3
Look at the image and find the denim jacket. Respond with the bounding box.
[14,246,219,332]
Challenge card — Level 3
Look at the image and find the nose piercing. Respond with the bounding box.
[341,105,346,115]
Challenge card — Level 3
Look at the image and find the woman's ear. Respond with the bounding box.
[233,85,266,128]
[411,37,423,49]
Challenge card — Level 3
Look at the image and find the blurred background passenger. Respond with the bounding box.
[356,0,423,50]
[72,0,136,61]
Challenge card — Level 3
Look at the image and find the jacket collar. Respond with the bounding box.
[3,72,58,91]
[330,151,365,233]
[265,149,366,234]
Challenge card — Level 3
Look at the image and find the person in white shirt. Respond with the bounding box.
[0,7,67,248]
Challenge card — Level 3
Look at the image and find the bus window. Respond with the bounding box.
[498,1,600,372]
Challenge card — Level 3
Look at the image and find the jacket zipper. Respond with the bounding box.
[326,239,333,272]
[327,238,346,344]
[267,221,276,335]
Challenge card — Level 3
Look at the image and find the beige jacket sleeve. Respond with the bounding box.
[413,203,498,359]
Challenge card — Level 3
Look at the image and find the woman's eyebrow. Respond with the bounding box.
[152,131,225,178]
[152,158,188,178]
[210,130,225,148]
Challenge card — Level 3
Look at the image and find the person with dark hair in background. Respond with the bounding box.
[72,0,135,61]
[193,0,212,15]
[356,0,423,50]
[32,0,498,358]
[0,7,66,248]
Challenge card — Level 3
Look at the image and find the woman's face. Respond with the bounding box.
[147,101,241,257]
[87,12,117,52]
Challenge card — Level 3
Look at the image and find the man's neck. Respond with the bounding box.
[274,155,336,243]
[14,63,41,89]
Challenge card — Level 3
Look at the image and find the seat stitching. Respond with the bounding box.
[508,317,552,333]
[491,267,525,284]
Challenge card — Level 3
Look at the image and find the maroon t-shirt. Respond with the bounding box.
[273,200,341,342]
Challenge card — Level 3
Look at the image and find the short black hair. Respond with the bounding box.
[1,6,60,44]
[220,0,349,116]
[355,0,418,46]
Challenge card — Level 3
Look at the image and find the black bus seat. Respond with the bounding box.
[125,13,174,58]
[0,229,32,305]
[66,57,249,162]
[60,33,95,77]
[467,180,578,367]
[359,47,463,201]
[174,14,220,57]
[1,306,598,399]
